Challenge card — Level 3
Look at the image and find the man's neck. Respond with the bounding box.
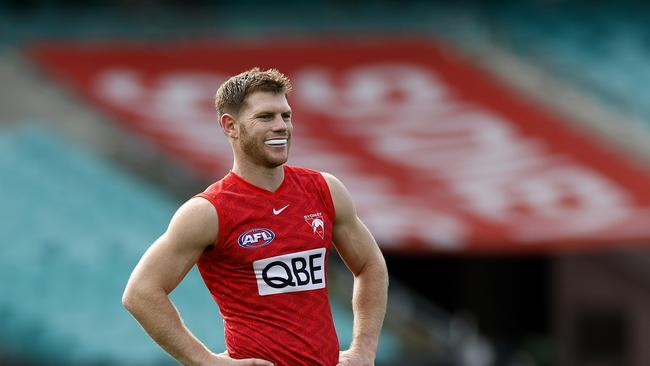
[231,160,285,192]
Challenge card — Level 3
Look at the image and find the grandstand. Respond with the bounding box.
[0,124,401,364]
[3,1,650,366]
[0,124,222,365]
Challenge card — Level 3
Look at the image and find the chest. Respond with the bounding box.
[218,189,333,265]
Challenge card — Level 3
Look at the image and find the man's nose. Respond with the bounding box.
[271,115,288,131]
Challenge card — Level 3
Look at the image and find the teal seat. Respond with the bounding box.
[0,124,398,364]
[0,124,224,365]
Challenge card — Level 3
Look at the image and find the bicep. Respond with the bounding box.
[324,173,382,276]
[333,216,382,276]
[126,198,218,294]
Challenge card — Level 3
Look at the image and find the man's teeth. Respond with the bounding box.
[264,139,288,146]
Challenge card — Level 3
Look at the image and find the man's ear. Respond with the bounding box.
[220,113,238,138]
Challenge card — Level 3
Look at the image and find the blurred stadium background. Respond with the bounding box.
[3,0,650,365]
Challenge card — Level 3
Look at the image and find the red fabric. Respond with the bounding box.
[196,165,339,366]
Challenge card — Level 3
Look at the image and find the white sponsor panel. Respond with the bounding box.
[253,248,326,296]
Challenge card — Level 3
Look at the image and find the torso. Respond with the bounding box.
[195,165,339,366]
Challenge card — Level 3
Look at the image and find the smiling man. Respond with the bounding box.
[122,68,388,366]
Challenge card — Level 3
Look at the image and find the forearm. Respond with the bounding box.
[123,287,213,366]
[349,258,389,356]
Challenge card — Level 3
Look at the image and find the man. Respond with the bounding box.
[122,67,388,366]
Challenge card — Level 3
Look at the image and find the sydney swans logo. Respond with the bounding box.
[304,212,325,239]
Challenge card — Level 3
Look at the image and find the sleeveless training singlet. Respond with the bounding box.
[195,165,339,366]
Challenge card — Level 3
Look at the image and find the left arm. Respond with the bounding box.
[322,173,389,366]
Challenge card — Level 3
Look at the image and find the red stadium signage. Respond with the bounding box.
[30,40,650,253]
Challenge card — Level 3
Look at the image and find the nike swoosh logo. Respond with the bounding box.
[273,204,290,215]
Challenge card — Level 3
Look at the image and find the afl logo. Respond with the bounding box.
[238,228,275,248]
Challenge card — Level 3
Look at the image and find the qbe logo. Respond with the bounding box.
[253,248,326,296]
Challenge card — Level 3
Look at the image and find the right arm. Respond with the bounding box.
[122,198,272,366]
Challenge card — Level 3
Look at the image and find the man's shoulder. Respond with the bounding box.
[167,197,219,245]
[286,165,335,190]
[183,196,219,218]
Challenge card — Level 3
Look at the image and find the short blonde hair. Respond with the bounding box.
[215,67,292,119]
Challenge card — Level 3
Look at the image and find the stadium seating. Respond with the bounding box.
[0,123,398,364]
[478,1,650,131]
[0,123,213,364]
[12,1,650,364]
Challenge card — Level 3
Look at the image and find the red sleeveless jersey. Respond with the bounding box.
[195,165,339,366]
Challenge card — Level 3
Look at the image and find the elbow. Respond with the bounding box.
[376,254,389,288]
[122,282,166,315]
[122,287,136,312]
[361,255,389,284]
[381,260,389,287]
[122,283,146,314]
[374,249,388,275]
